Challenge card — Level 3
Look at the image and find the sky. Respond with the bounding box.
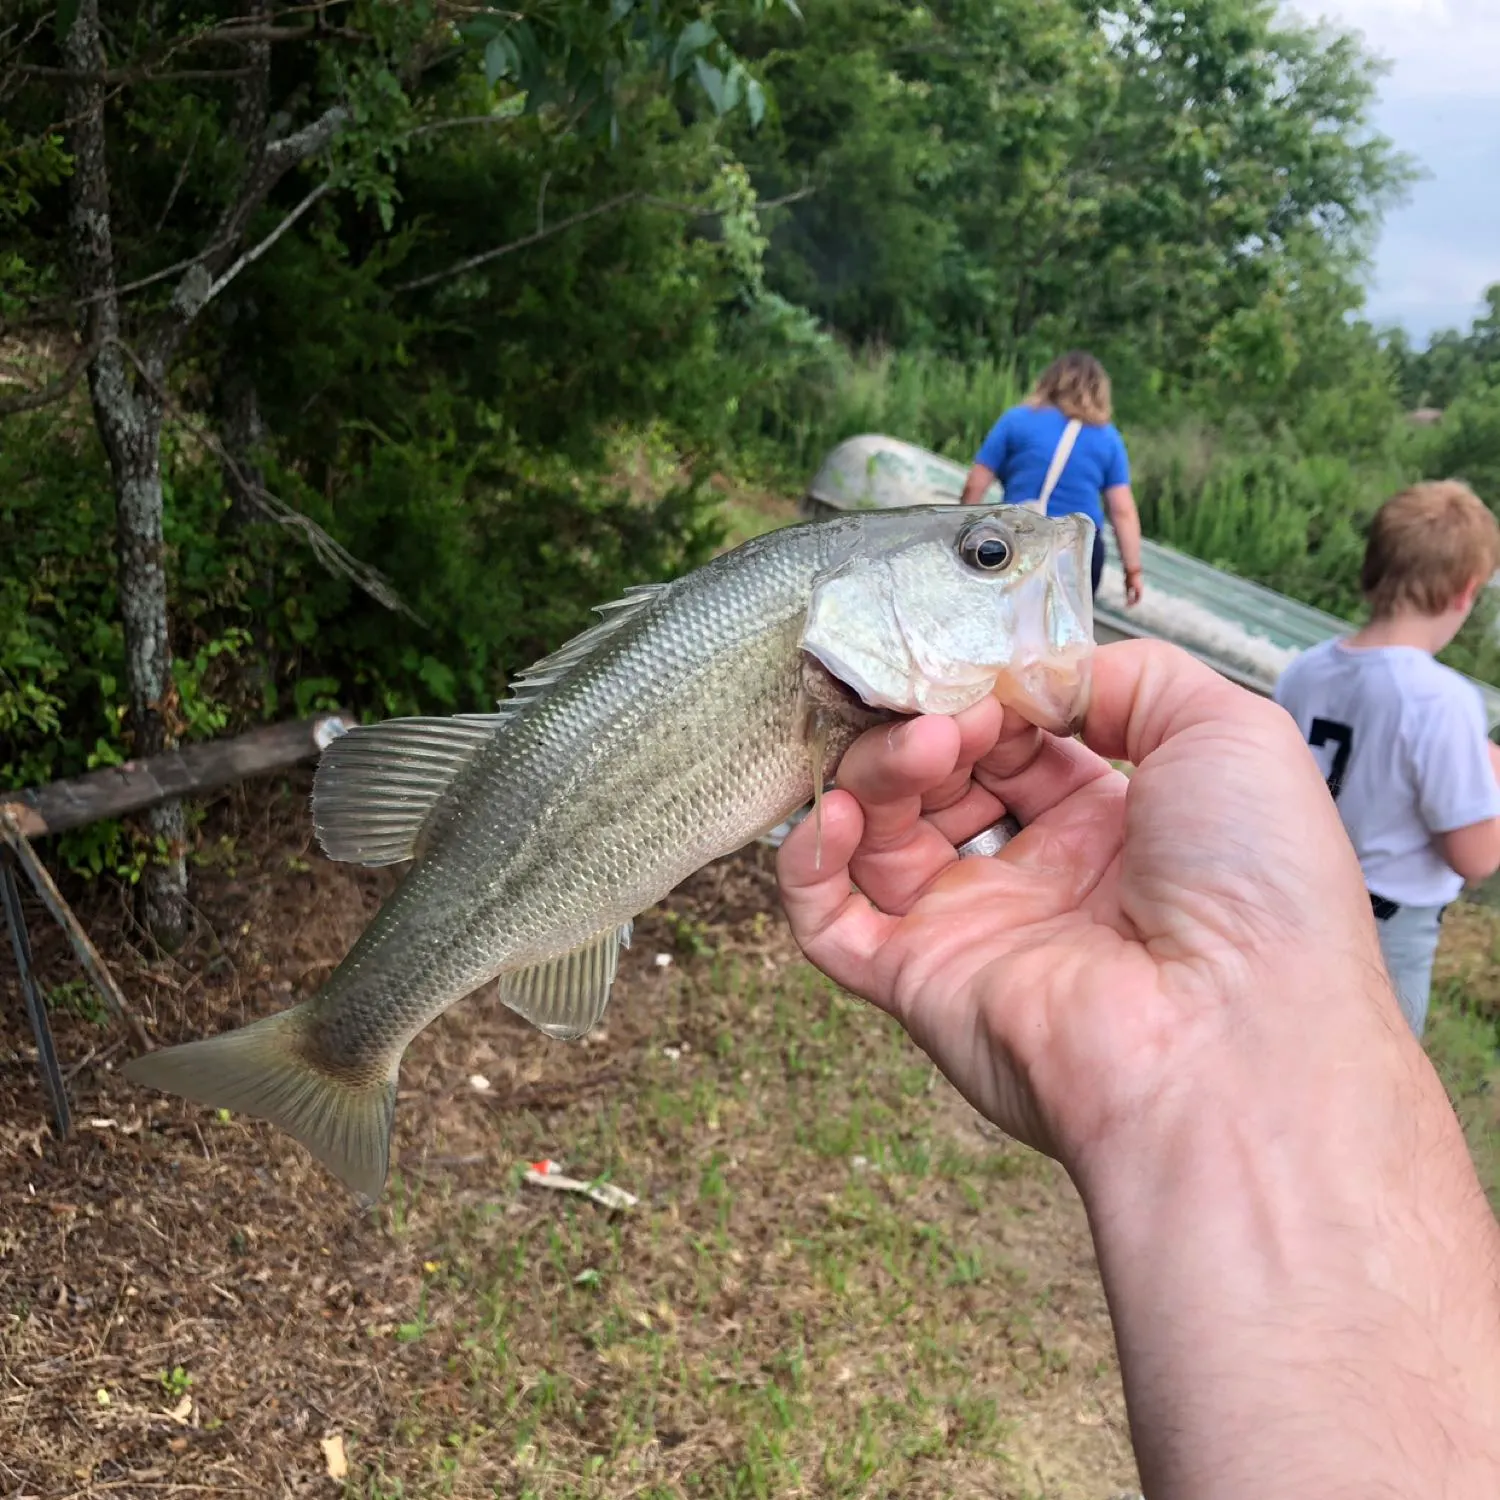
[1280,0,1500,342]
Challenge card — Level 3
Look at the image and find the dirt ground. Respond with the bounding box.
[0,778,1140,1500]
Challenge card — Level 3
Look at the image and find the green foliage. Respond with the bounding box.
[256,420,726,718]
[726,0,1411,387]
[1391,287,1500,411]
[1413,380,1500,513]
[6,0,1499,901]
[1132,445,1394,618]
[731,342,1023,481]
[1,404,723,770]
[0,413,122,792]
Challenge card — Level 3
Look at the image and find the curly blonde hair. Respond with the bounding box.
[1026,351,1112,426]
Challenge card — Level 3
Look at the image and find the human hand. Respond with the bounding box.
[777,639,1398,1171]
[780,639,1500,1499]
[1124,567,1144,607]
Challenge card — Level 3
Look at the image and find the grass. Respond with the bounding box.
[344,894,1500,1500]
[6,786,1499,1500]
[1429,902,1500,1210]
[735,345,1026,487]
[352,948,1093,1499]
[0,802,1133,1500]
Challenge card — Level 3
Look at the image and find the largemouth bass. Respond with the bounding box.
[124,506,1094,1202]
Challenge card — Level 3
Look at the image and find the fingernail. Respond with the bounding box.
[886,720,910,753]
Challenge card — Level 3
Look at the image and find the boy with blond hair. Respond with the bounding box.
[1274,480,1500,1035]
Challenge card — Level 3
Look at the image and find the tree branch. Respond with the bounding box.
[755,186,818,212]
[146,103,348,375]
[152,120,204,234]
[392,192,644,292]
[0,343,95,417]
[261,104,349,177]
[19,63,260,83]
[391,184,819,294]
[191,22,370,45]
[111,339,425,626]
[200,177,333,311]
[405,105,525,139]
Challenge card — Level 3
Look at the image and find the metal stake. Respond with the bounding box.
[1,853,71,1139]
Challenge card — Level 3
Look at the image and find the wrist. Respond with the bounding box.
[1069,993,1500,1494]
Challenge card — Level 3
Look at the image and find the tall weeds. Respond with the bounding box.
[740,346,1500,682]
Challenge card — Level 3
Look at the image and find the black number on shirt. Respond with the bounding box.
[1308,717,1353,800]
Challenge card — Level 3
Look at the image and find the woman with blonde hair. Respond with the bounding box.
[961,351,1145,604]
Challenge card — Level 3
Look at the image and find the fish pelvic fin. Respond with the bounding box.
[499,924,631,1040]
[121,1003,398,1206]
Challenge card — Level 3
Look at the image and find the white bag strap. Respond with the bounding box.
[1031,418,1082,513]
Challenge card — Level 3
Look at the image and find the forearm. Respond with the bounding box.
[1105,492,1144,573]
[961,463,996,505]
[1074,1001,1500,1499]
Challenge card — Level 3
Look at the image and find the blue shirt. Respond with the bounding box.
[974,404,1130,529]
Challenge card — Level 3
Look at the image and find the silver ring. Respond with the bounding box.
[957,814,1023,859]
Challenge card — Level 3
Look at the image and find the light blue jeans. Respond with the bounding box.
[1373,901,1446,1038]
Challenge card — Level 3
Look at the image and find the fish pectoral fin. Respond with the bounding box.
[312,713,506,867]
[498,924,631,1040]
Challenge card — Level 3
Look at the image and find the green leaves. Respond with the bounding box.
[460,4,775,134]
[721,0,1409,393]
[672,19,720,80]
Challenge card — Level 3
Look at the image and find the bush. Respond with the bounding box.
[729,341,1023,484]
[1420,386,1500,512]
[1,400,723,878]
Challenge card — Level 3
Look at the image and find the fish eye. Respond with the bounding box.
[958,524,1014,573]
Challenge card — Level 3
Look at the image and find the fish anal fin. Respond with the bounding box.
[498,925,631,1040]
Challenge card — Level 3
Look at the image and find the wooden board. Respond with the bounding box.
[0,712,350,838]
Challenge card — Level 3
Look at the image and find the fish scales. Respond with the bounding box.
[310,521,863,1076]
[122,506,1096,1202]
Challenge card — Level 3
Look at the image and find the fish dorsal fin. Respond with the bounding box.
[498,922,633,1040]
[314,584,671,868]
[498,583,670,712]
[312,714,506,866]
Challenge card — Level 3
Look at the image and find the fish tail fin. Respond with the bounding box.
[122,1003,397,1205]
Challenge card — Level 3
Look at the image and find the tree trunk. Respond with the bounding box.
[57,0,349,948]
[114,438,190,948]
[64,0,189,949]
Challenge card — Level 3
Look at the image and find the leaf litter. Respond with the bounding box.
[0,776,1138,1498]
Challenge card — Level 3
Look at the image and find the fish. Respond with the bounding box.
[122,505,1095,1203]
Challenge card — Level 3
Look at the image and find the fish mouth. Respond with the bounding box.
[798,508,1097,734]
[980,515,1095,737]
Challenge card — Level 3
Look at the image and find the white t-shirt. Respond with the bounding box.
[1272,639,1500,907]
